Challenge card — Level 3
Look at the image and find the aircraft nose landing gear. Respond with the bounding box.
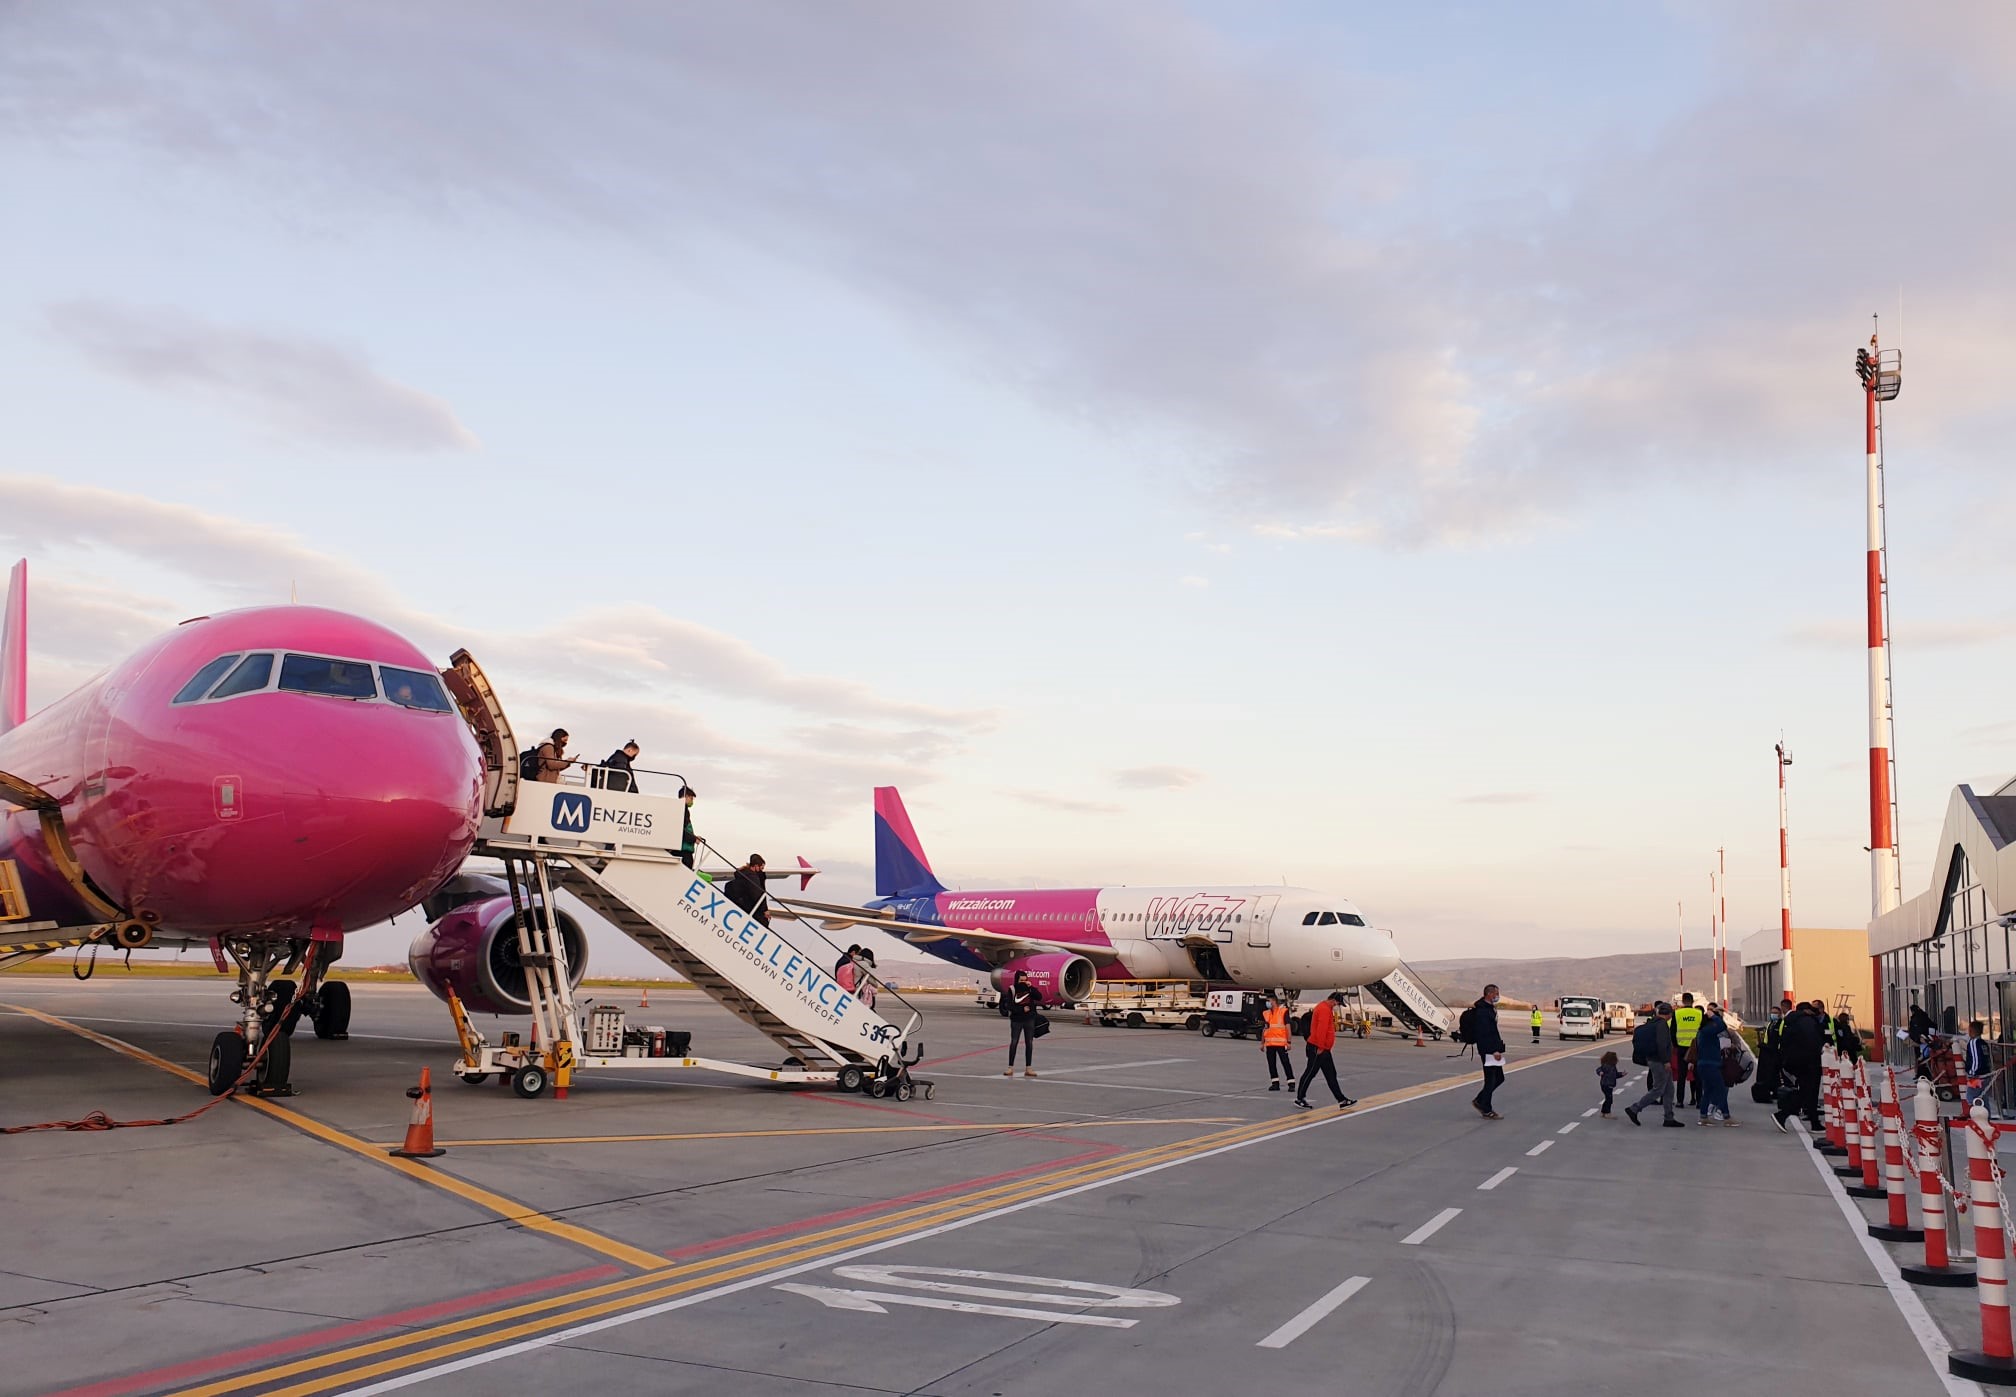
[211,938,312,1097]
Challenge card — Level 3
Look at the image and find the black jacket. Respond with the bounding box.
[597,750,638,793]
[1467,998,1505,1056]
[724,867,769,927]
[1633,1017,1673,1065]
[1007,985,1041,1022]
[1779,1008,1826,1065]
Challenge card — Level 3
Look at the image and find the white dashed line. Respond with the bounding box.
[1478,1167,1518,1191]
[1526,1140,1554,1157]
[1557,1121,1580,1135]
[1582,1107,1600,1117]
[1400,1207,1463,1245]
[1255,1275,1372,1348]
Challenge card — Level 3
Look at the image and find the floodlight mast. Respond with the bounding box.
[1856,324,1904,919]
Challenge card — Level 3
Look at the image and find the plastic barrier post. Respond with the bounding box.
[1949,1107,2016,1383]
[1870,1070,1924,1241]
[1827,1053,1848,1148]
[1845,1062,1887,1198]
[1901,1077,1975,1287]
[1816,1052,1847,1156]
[1843,1059,1866,1172]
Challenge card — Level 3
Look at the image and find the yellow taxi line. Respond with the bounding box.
[391,1117,1243,1147]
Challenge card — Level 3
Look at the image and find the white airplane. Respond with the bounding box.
[778,787,1402,1004]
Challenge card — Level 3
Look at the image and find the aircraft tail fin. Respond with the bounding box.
[1,560,25,735]
[874,786,945,899]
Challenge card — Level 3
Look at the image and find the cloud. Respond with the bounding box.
[1179,575,1210,589]
[42,301,478,453]
[1458,792,1539,806]
[1783,617,2016,650]
[11,6,2016,538]
[1005,789,1125,817]
[1114,765,1203,790]
[0,476,988,823]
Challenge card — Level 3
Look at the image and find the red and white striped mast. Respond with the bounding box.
[1776,740,1795,1001]
[1676,900,1684,993]
[1717,846,1727,1007]
[1856,326,1904,917]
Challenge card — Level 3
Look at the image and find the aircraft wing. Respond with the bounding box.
[772,896,1123,964]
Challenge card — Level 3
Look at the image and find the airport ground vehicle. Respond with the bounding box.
[1201,988,1268,1038]
[1605,1002,1635,1033]
[1085,978,1208,1030]
[1556,994,1605,1039]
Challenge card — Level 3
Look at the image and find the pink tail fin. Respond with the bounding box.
[0,560,24,734]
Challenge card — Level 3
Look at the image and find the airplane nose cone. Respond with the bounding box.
[285,714,484,919]
[1361,928,1402,982]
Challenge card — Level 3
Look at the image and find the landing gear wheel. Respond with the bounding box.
[313,981,352,1040]
[867,1077,888,1099]
[512,1064,550,1099]
[207,1032,246,1097]
[257,1032,292,1093]
[837,1065,867,1094]
[1202,1022,1218,1038]
[460,1073,490,1086]
[268,980,302,1037]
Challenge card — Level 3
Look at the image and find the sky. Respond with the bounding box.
[2,2,2013,975]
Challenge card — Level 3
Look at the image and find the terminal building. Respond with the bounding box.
[1739,926,1871,1027]
[1867,777,2016,1063]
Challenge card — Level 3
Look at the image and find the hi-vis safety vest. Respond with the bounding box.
[1262,1006,1291,1048]
[1672,1006,1704,1048]
[1531,1009,1544,1025]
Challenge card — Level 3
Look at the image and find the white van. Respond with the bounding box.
[1556,995,1605,1040]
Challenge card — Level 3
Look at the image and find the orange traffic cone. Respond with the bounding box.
[640,984,651,1009]
[1415,1022,1425,1048]
[390,1067,446,1159]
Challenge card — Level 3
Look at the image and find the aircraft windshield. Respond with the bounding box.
[280,654,378,701]
[209,653,274,699]
[379,666,453,713]
[172,654,242,704]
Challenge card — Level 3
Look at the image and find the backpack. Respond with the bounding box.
[1292,1010,1312,1039]
[1452,1005,1477,1045]
[1631,1019,1657,1067]
[518,747,542,781]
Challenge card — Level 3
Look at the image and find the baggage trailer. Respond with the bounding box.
[1085,978,1209,1030]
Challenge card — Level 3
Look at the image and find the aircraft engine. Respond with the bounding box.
[989,952,1096,1006]
[407,895,587,1016]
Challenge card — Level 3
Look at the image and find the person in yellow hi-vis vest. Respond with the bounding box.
[1671,993,1705,1109]
[1530,1005,1544,1043]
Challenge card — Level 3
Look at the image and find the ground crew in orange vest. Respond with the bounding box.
[1261,995,1294,1091]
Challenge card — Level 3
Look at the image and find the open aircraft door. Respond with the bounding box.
[441,649,519,818]
[1248,893,1278,948]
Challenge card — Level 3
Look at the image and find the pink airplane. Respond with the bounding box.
[0,560,487,1094]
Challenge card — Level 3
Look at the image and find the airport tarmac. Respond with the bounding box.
[0,978,1982,1396]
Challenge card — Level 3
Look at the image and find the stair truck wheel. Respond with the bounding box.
[313,981,352,1040]
[512,1064,550,1099]
[1185,1015,1202,1031]
[207,1032,247,1096]
[837,1065,866,1094]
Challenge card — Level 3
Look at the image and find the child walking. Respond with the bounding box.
[1597,1051,1622,1118]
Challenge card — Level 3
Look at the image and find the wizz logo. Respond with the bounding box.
[552,792,592,832]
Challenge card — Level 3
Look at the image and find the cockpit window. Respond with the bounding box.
[280,654,378,700]
[1338,912,1366,926]
[172,654,242,704]
[379,666,454,713]
[1303,912,1319,925]
[209,652,274,699]
[1317,912,1336,925]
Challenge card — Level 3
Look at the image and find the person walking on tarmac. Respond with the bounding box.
[724,855,771,928]
[1005,970,1041,1078]
[1294,991,1356,1110]
[1625,1003,1683,1128]
[1772,999,1827,1133]
[1530,1004,1544,1042]
[1465,984,1508,1119]
[1261,995,1294,1091]
[1671,993,1705,1109]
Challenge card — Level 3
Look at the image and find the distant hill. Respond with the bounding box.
[1414,949,1738,1009]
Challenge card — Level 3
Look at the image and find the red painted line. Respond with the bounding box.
[48,1265,617,1397]
[656,1147,1113,1263]
[805,1091,973,1127]
[921,1043,1014,1067]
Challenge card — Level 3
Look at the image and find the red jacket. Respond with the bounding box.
[1307,1000,1337,1052]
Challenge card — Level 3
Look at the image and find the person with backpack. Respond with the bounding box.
[525,728,573,783]
[1772,1000,1826,1133]
[1692,1003,1739,1126]
[1293,991,1356,1111]
[724,855,771,928]
[1461,984,1507,1119]
[595,740,642,792]
[1624,1002,1683,1128]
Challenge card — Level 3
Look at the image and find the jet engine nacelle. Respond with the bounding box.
[990,952,1096,1006]
[408,895,587,1016]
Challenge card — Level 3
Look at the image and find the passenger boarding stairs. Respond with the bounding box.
[1365,959,1457,1040]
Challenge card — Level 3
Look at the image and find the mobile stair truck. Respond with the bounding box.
[434,654,928,1102]
[1363,959,1457,1041]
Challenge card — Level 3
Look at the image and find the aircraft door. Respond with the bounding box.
[1249,894,1278,948]
[442,648,518,817]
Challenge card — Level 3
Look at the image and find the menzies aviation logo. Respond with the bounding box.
[551,791,654,835]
